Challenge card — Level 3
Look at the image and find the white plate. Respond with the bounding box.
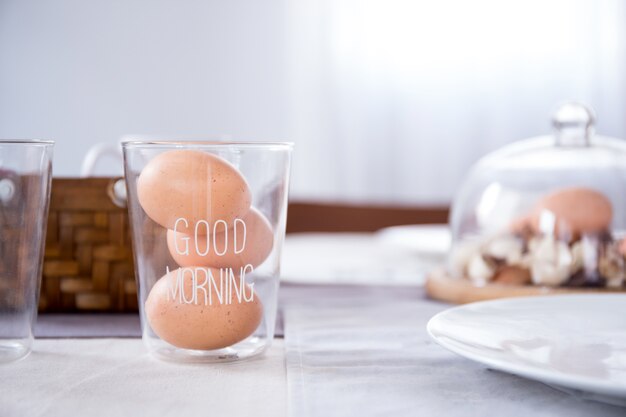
[281,233,431,285]
[376,224,450,257]
[427,294,626,406]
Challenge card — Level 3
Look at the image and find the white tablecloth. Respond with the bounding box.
[0,339,287,417]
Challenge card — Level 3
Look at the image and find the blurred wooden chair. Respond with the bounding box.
[286,201,449,233]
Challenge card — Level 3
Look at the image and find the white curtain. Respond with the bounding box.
[286,0,626,204]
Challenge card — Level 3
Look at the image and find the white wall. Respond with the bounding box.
[0,0,288,176]
[2,0,626,204]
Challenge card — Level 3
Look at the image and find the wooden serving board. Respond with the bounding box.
[425,269,625,304]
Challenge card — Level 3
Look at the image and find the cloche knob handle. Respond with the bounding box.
[552,102,595,147]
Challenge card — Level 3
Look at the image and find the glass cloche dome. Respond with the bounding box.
[449,103,626,289]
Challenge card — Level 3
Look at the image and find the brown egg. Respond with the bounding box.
[508,215,533,238]
[166,207,274,270]
[529,187,612,235]
[492,266,531,286]
[137,150,251,233]
[145,267,263,350]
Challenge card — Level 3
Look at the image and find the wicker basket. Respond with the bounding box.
[40,178,137,312]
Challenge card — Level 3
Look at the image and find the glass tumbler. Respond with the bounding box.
[0,140,53,362]
[123,141,292,362]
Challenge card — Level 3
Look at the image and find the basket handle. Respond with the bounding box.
[82,143,127,207]
[81,143,123,178]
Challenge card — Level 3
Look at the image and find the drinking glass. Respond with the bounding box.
[0,140,54,362]
[123,141,292,362]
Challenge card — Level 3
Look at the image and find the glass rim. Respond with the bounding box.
[122,140,293,150]
[0,139,54,145]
